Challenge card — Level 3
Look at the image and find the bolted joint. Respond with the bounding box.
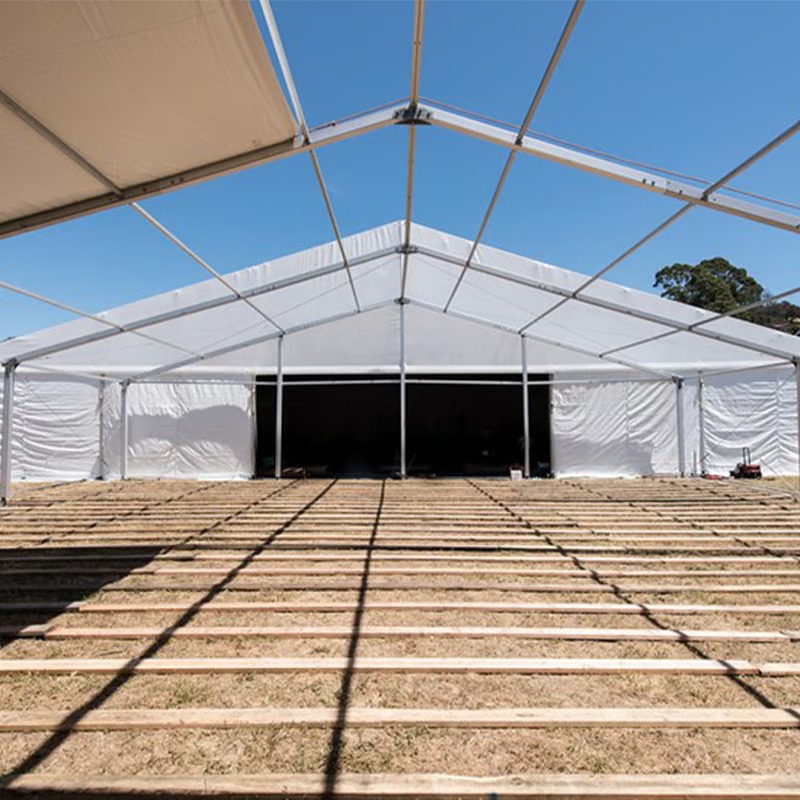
[395,244,418,256]
[395,297,410,306]
[393,104,433,126]
[3,358,18,372]
[672,376,684,388]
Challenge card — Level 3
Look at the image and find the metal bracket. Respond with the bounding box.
[395,244,418,255]
[393,104,433,126]
[395,297,410,306]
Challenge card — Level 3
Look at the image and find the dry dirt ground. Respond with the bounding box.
[0,476,798,797]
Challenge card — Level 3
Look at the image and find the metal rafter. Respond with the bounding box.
[257,0,361,311]
[414,244,800,363]
[600,276,800,359]
[408,298,674,380]
[517,116,800,335]
[443,0,585,312]
[0,277,200,361]
[400,0,426,299]
[130,205,284,333]
[6,248,396,366]
[126,300,395,383]
[428,107,800,234]
[0,88,283,345]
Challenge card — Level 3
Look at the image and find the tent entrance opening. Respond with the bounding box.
[255,373,551,478]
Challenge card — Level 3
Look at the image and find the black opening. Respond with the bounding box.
[407,374,550,477]
[255,373,551,478]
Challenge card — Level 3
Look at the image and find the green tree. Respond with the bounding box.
[654,257,800,334]
[654,258,764,314]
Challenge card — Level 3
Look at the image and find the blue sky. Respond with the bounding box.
[1,0,798,340]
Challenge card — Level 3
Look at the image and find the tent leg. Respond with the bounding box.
[120,380,129,480]
[521,336,530,479]
[399,300,407,479]
[275,335,284,479]
[674,377,686,478]
[697,375,706,477]
[1,362,17,506]
[795,360,800,496]
[98,379,106,480]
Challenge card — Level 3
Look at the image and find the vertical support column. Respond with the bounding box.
[795,360,800,496]
[399,299,408,479]
[1,361,18,506]
[120,379,130,480]
[521,336,531,479]
[98,379,106,480]
[275,334,284,479]
[697,375,706,477]
[674,377,686,478]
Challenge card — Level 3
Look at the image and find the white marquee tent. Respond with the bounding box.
[0,0,799,501]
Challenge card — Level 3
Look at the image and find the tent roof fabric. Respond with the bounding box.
[3,221,799,380]
[0,0,296,228]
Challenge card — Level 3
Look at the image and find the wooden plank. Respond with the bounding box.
[40,625,791,643]
[0,624,51,638]
[0,656,761,675]
[3,600,800,615]
[4,566,799,578]
[13,581,800,595]
[0,552,793,564]
[3,772,800,798]
[1,706,798,732]
[757,663,800,676]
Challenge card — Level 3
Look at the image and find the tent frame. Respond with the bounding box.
[2,0,800,499]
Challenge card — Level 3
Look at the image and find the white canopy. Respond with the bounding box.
[3,221,798,380]
[0,0,296,234]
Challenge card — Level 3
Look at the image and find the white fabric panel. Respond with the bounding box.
[283,304,400,373]
[0,375,101,481]
[405,303,604,372]
[0,0,295,222]
[103,380,254,479]
[3,221,797,375]
[449,270,562,332]
[701,367,798,477]
[552,377,679,477]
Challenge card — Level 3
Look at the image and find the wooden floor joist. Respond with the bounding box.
[11,580,800,594]
[1,706,799,732]
[1,552,795,564]
[3,772,800,798]
[0,656,776,675]
[4,566,800,578]
[32,625,792,643]
[3,478,800,795]
[3,599,798,615]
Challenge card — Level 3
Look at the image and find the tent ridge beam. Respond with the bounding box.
[0,104,404,241]
[9,246,398,366]
[428,107,800,235]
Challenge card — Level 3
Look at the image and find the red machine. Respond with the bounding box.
[730,447,762,479]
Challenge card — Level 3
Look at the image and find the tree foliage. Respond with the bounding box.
[654,257,800,334]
